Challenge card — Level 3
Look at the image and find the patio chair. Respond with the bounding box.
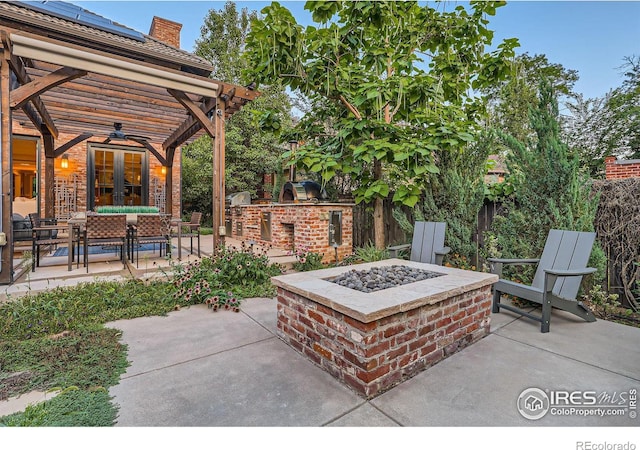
[129,214,170,267]
[29,213,81,271]
[83,214,127,273]
[177,212,201,257]
[387,221,450,265]
[489,229,598,333]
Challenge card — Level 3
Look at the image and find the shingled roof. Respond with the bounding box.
[0,1,213,75]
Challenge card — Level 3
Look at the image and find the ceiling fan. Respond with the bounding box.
[102,122,151,144]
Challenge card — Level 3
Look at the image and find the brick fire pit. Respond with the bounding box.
[271,259,498,398]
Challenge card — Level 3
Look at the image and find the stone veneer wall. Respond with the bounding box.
[276,284,493,398]
[12,126,180,218]
[605,156,640,179]
[230,203,354,263]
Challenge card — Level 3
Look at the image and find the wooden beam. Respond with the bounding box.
[167,89,217,138]
[54,132,93,158]
[163,122,203,151]
[128,137,167,166]
[1,32,58,138]
[7,56,58,137]
[21,102,43,130]
[162,96,216,150]
[10,66,87,109]
[219,87,236,103]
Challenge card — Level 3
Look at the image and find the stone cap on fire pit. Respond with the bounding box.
[271,259,498,323]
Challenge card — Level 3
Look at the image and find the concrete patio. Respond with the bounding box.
[2,235,295,300]
[105,296,640,428]
[1,234,639,434]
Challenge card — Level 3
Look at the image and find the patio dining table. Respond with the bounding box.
[66,214,183,271]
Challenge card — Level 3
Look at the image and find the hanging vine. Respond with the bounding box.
[593,178,640,310]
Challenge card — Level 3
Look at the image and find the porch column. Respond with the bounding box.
[0,55,12,283]
[212,100,226,253]
[42,129,55,219]
[212,111,220,252]
[165,145,175,217]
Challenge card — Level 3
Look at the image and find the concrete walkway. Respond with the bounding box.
[106,297,640,427]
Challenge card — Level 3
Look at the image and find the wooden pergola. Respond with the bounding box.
[0,2,258,283]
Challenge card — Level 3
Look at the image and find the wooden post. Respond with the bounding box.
[165,145,175,217]
[42,130,55,219]
[0,55,13,283]
[218,101,226,250]
[212,100,227,253]
[212,109,220,253]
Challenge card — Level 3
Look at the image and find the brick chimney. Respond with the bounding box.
[149,16,182,48]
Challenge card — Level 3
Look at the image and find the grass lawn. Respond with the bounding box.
[0,248,282,426]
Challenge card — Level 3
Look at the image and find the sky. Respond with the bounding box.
[71,0,640,102]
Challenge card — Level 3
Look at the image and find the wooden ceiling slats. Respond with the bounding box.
[41,89,187,118]
[27,65,192,106]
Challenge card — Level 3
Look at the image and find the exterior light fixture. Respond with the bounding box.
[61,154,69,169]
[161,166,167,175]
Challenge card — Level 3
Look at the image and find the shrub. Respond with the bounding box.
[488,80,605,289]
[393,131,489,267]
[581,284,620,320]
[96,206,159,214]
[354,242,389,263]
[170,243,283,301]
[290,246,324,272]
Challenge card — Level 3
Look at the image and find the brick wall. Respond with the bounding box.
[230,203,354,263]
[12,127,180,218]
[148,17,182,49]
[276,285,492,398]
[605,156,640,179]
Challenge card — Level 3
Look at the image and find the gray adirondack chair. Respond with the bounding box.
[388,221,451,265]
[489,229,598,333]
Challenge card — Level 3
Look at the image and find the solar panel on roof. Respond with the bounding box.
[15,1,146,42]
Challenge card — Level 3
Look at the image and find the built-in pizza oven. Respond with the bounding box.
[279,180,328,203]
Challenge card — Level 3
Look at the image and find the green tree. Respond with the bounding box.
[245,0,517,248]
[485,53,579,148]
[195,1,255,83]
[490,80,605,283]
[603,55,640,159]
[563,93,613,178]
[563,56,640,178]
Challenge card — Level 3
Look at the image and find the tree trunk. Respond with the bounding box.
[373,159,385,249]
[374,197,385,249]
